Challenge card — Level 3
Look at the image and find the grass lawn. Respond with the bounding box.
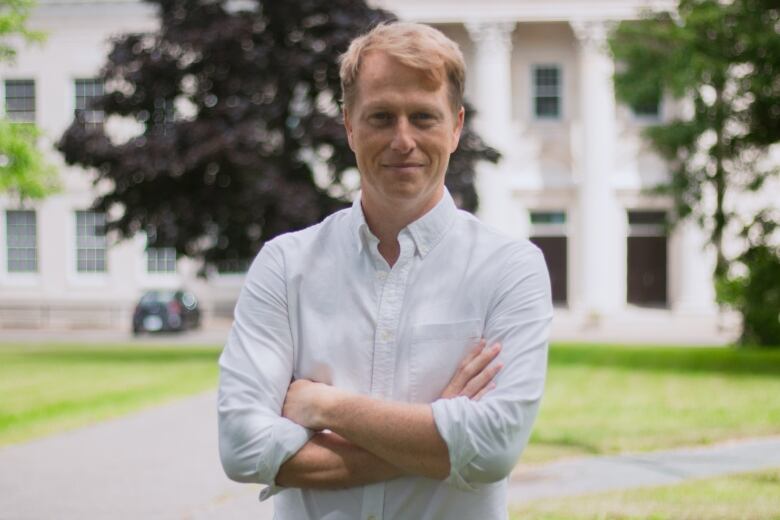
[510,468,780,520]
[3,341,780,457]
[0,343,221,446]
[523,343,780,464]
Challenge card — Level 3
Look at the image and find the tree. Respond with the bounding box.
[609,0,780,345]
[0,0,56,200]
[57,0,498,270]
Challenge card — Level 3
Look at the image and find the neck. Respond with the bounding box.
[361,187,444,266]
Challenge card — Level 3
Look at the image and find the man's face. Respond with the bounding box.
[344,51,465,212]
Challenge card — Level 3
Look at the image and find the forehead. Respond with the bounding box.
[354,51,446,105]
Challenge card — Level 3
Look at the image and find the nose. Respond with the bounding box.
[390,118,415,154]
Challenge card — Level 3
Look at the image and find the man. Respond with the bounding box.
[218,22,552,520]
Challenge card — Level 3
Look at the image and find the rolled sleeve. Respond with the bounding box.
[431,244,552,490]
[217,239,312,497]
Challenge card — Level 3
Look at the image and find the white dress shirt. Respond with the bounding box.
[218,189,552,520]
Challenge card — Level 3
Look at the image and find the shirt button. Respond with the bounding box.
[377,271,387,280]
[380,330,392,342]
[367,516,377,520]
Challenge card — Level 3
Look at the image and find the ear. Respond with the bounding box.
[343,107,355,152]
[450,106,465,153]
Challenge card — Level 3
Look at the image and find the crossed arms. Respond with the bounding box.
[218,240,552,493]
[276,340,503,488]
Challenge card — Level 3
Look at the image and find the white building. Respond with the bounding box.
[0,0,741,340]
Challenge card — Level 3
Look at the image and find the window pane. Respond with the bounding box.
[530,211,566,225]
[75,211,107,273]
[217,258,250,274]
[6,210,37,272]
[631,89,661,118]
[74,79,105,130]
[147,247,177,273]
[533,66,561,119]
[5,80,35,123]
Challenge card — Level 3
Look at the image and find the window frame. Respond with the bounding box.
[146,246,177,274]
[74,210,108,274]
[531,64,563,121]
[5,209,38,273]
[74,78,105,131]
[4,79,36,123]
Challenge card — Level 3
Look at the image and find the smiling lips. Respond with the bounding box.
[382,162,425,171]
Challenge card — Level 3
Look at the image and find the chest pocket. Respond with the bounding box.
[409,319,482,403]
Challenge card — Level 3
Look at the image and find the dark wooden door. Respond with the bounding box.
[627,236,667,306]
[530,236,567,306]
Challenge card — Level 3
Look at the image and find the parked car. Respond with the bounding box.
[132,289,201,334]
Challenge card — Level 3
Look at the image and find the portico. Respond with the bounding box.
[374,0,719,332]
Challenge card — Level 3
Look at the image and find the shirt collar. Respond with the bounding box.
[350,188,457,258]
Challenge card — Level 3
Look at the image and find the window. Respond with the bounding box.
[216,257,251,275]
[630,87,662,119]
[533,65,561,119]
[4,79,35,123]
[6,210,37,272]
[529,211,568,306]
[530,211,566,225]
[147,247,177,274]
[627,210,668,307]
[631,98,660,119]
[75,211,107,273]
[75,79,105,130]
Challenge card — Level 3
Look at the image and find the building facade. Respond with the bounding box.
[1,0,740,339]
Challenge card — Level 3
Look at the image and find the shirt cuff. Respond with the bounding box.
[257,419,314,500]
[431,397,479,492]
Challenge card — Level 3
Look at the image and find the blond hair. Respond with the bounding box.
[339,22,466,112]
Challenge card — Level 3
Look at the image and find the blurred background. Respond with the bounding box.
[0,0,778,518]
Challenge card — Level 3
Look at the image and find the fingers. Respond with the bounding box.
[440,340,502,399]
[473,381,496,401]
[460,358,502,398]
[461,342,501,386]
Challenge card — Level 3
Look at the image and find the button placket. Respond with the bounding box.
[362,233,415,520]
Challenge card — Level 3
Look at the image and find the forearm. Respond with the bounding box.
[276,431,406,489]
[324,394,450,480]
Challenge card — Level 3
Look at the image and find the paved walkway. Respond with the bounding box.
[509,436,780,501]
[0,391,271,520]
[1,390,778,519]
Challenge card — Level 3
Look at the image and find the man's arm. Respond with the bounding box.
[282,245,552,490]
[281,340,503,481]
[219,239,317,489]
[275,431,404,489]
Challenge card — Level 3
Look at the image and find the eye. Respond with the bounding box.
[369,112,393,125]
[411,112,437,126]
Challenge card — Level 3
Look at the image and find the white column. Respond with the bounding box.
[464,21,515,148]
[672,220,717,313]
[465,22,525,237]
[571,20,622,318]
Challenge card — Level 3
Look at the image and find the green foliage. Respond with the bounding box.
[717,213,780,346]
[57,0,498,268]
[0,0,45,62]
[609,0,780,345]
[0,118,58,198]
[0,0,55,200]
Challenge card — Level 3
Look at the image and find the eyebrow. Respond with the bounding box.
[362,103,445,118]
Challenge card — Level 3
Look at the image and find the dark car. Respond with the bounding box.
[132,289,201,334]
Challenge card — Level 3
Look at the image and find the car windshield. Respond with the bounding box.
[140,290,177,304]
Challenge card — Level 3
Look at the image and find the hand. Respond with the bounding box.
[282,379,344,430]
[439,339,502,400]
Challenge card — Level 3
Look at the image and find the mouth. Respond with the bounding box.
[382,163,425,171]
